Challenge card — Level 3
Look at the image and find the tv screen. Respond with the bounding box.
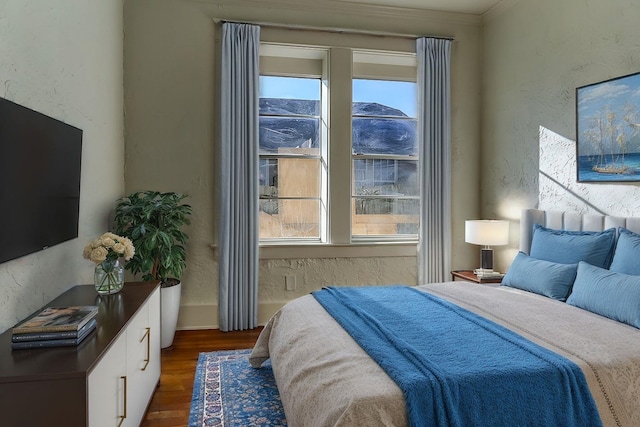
[0,97,82,264]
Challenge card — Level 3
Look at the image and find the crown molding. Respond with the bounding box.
[482,0,522,23]
[191,0,482,29]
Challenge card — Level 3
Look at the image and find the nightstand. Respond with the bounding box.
[451,270,504,285]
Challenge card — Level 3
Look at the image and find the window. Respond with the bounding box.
[258,75,325,240]
[258,41,417,248]
[352,79,418,239]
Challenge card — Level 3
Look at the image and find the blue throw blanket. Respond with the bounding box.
[312,286,602,427]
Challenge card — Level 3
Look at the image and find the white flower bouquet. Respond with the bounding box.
[83,232,135,264]
[83,233,135,294]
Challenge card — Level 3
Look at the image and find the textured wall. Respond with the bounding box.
[539,126,640,216]
[256,256,417,319]
[0,0,124,332]
[123,0,483,328]
[483,0,640,270]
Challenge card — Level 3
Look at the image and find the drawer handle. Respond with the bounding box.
[117,375,127,427]
[140,327,151,371]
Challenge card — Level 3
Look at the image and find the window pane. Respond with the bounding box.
[259,159,278,188]
[352,197,419,236]
[352,79,417,156]
[260,76,321,153]
[261,158,321,198]
[278,158,320,197]
[260,76,320,105]
[354,159,418,196]
[259,199,320,239]
[352,117,417,155]
[259,117,319,153]
[259,75,323,241]
[260,98,320,116]
[353,79,416,118]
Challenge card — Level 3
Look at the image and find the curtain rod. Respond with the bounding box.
[214,19,455,42]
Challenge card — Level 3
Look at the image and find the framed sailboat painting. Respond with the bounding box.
[576,71,640,182]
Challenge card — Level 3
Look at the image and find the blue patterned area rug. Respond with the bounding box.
[188,349,287,426]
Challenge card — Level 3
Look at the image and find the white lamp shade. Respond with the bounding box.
[465,220,509,246]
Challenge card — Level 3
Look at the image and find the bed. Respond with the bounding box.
[250,209,640,426]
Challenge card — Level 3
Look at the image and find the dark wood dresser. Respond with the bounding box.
[0,281,160,427]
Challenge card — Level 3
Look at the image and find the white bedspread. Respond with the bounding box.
[250,282,640,426]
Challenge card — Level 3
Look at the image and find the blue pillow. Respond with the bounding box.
[609,227,640,275]
[501,252,577,301]
[529,224,616,268]
[567,261,640,329]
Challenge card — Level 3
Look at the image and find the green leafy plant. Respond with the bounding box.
[113,191,192,285]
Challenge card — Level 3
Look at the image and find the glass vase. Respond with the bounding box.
[94,259,125,295]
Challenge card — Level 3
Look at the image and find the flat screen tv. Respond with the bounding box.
[0,97,82,264]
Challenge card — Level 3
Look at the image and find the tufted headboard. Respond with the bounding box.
[520,209,640,254]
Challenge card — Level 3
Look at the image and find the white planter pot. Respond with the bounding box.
[160,281,181,348]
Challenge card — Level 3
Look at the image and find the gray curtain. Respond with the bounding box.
[218,22,260,331]
[416,37,453,284]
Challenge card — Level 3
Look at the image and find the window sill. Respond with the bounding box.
[259,242,418,259]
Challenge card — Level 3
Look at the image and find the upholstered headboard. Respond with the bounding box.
[520,209,640,254]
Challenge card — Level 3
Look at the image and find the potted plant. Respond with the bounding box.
[113,191,192,348]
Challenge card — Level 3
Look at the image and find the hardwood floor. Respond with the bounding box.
[141,328,263,427]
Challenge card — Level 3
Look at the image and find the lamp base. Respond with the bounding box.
[480,248,494,273]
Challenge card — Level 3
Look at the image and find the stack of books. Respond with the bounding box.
[11,305,98,350]
[474,269,505,279]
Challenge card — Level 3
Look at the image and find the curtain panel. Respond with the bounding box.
[416,37,453,284]
[218,22,260,331]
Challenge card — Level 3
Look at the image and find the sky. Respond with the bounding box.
[260,76,417,117]
[577,72,640,155]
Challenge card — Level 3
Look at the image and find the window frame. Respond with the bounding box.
[258,74,326,242]
[259,47,329,246]
[258,29,419,259]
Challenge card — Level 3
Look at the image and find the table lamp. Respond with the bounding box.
[465,220,509,274]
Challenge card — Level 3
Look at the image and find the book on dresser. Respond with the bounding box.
[12,305,98,335]
[11,319,97,350]
[12,318,98,342]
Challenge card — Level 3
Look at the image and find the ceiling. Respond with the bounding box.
[334,0,505,15]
